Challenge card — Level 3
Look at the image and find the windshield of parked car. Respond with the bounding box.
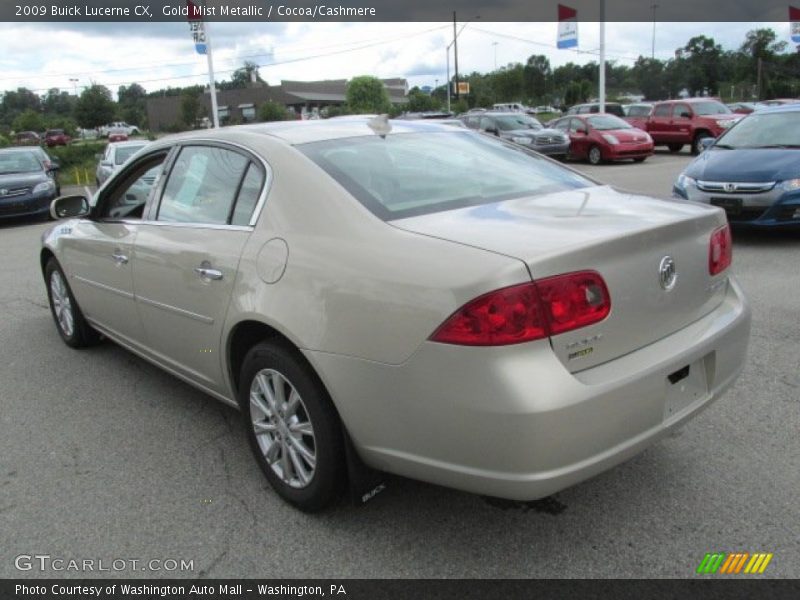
[626,105,652,117]
[300,131,592,220]
[0,152,42,174]
[115,144,146,165]
[692,101,732,115]
[493,115,543,131]
[714,111,800,149]
[586,115,632,130]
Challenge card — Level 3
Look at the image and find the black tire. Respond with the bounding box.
[45,258,101,348]
[633,157,647,163]
[692,133,711,155]
[667,143,683,153]
[588,145,603,165]
[239,341,345,512]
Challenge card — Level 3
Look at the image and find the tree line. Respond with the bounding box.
[1,27,797,138]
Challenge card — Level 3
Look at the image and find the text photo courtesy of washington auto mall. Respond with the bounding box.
[0,0,799,598]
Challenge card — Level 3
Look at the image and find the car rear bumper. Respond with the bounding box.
[308,276,750,500]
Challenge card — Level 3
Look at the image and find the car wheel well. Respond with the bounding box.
[228,320,309,401]
[40,248,56,280]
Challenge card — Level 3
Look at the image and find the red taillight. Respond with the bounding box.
[709,224,732,276]
[430,271,611,346]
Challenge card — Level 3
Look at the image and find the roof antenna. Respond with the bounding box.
[367,114,391,139]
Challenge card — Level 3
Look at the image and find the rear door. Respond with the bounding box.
[648,103,673,142]
[132,143,266,393]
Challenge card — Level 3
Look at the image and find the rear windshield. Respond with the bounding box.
[299,131,591,220]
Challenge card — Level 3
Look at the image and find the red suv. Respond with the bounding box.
[44,129,71,147]
[647,99,740,155]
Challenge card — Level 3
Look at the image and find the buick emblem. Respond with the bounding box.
[659,256,677,291]
[724,182,737,193]
[0,188,7,196]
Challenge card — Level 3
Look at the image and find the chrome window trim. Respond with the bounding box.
[116,219,254,232]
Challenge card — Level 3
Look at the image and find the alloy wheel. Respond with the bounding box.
[249,368,316,489]
[50,270,74,338]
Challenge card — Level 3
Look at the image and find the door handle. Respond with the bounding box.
[194,266,223,281]
[112,252,128,265]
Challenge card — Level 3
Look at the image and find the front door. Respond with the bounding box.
[62,154,168,345]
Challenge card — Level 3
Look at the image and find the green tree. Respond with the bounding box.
[42,88,74,117]
[179,90,202,128]
[0,87,41,128]
[406,87,439,112]
[680,36,724,95]
[523,55,552,101]
[259,101,290,122]
[632,57,666,100]
[74,84,115,129]
[12,109,45,132]
[346,76,391,113]
[118,83,148,128]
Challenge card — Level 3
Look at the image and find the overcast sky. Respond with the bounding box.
[0,21,792,97]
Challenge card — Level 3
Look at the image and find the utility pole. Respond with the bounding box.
[599,0,606,112]
[453,12,460,100]
[651,3,658,59]
[492,42,498,70]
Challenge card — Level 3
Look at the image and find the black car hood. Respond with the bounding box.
[685,147,800,182]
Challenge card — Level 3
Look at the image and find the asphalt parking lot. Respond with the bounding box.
[1,150,798,579]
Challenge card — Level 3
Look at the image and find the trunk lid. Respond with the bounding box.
[392,185,729,372]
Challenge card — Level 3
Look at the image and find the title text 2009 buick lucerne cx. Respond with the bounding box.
[41,119,750,511]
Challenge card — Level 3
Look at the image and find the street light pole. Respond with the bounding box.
[492,42,498,70]
[453,11,460,100]
[69,78,79,96]
[599,0,606,113]
[651,3,658,59]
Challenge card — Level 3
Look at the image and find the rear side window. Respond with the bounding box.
[157,146,256,225]
[231,163,265,226]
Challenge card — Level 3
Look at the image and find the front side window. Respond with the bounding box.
[653,104,671,117]
[100,156,167,220]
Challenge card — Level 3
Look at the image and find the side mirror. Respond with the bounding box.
[700,137,715,151]
[680,111,691,119]
[482,127,499,135]
[100,160,113,168]
[575,127,587,134]
[50,195,90,220]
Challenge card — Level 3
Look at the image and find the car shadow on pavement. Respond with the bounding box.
[731,226,800,247]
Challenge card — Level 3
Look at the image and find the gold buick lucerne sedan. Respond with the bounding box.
[41,118,751,511]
